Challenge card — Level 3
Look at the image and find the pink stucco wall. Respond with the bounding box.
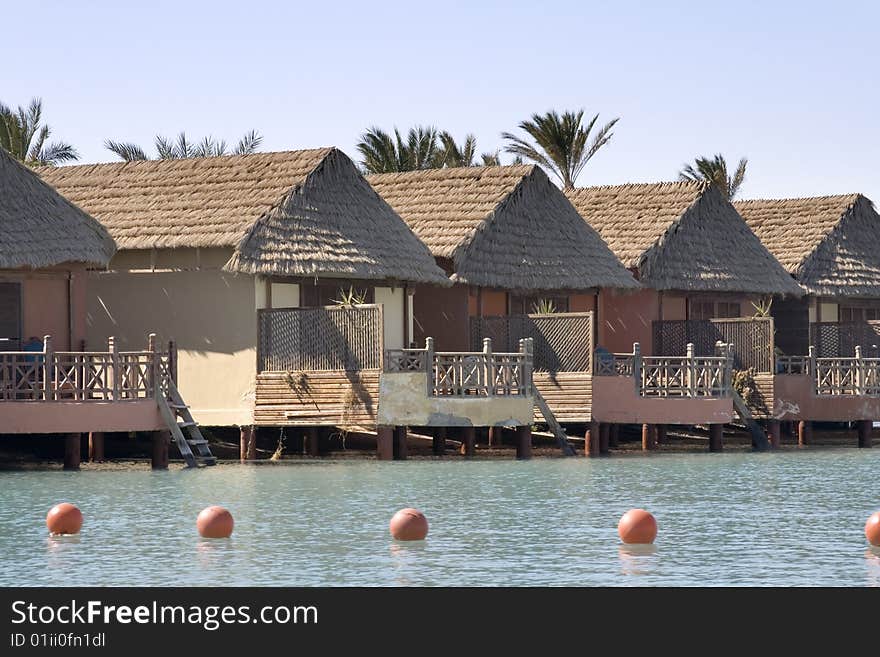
[597,289,660,354]
[592,375,734,424]
[22,276,69,350]
[772,374,880,421]
[0,400,165,433]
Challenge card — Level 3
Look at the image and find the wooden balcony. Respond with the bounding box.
[0,335,171,433]
[592,342,734,424]
[379,337,535,427]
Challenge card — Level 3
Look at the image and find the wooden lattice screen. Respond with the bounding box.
[470,312,593,372]
[652,318,774,373]
[809,322,880,358]
[258,305,383,372]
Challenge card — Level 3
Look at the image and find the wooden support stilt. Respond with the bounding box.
[433,426,446,456]
[64,433,81,471]
[376,426,393,460]
[461,426,476,457]
[393,426,408,460]
[656,425,667,446]
[151,430,170,470]
[239,425,257,461]
[599,423,610,455]
[709,424,724,452]
[585,420,600,456]
[488,426,499,447]
[858,420,873,449]
[767,420,781,449]
[798,420,811,447]
[641,424,654,451]
[515,425,532,459]
[306,427,319,457]
[609,424,619,449]
[88,431,105,462]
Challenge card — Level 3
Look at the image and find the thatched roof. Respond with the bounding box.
[566,181,803,296]
[367,166,639,291]
[736,194,880,297]
[38,149,448,284]
[0,147,115,269]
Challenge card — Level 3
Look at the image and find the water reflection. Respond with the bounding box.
[865,547,880,587]
[618,544,658,577]
[389,541,427,586]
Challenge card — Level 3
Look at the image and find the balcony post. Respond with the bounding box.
[632,342,642,396]
[483,337,494,396]
[808,346,817,393]
[42,335,53,401]
[686,342,695,397]
[425,337,435,396]
[147,333,157,398]
[855,346,864,395]
[108,336,120,401]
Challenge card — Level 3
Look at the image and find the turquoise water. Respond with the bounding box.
[1,451,879,586]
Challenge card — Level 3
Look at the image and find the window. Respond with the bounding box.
[840,305,880,322]
[0,282,22,350]
[689,301,715,320]
[689,300,742,320]
[716,302,742,318]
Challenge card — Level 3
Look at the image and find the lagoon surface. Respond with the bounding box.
[1,450,879,586]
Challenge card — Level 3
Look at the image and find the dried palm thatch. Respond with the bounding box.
[368,166,639,291]
[38,148,448,285]
[0,146,115,269]
[566,181,803,296]
[736,194,880,297]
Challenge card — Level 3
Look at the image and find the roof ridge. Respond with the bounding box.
[571,180,706,194]
[735,192,863,205]
[35,147,336,173]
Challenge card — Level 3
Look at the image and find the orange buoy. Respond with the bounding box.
[866,512,880,547]
[618,508,657,545]
[197,506,234,538]
[389,508,429,541]
[46,503,83,535]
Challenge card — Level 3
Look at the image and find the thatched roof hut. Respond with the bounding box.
[735,194,880,298]
[38,148,448,285]
[1,147,115,269]
[566,181,803,296]
[367,165,639,291]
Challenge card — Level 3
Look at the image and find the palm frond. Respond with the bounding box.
[234,129,262,155]
[36,142,79,165]
[104,139,148,161]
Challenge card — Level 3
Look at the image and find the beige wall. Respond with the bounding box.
[271,282,300,308]
[378,371,534,426]
[87,249,257,426]
[375,286,405,349]
[21,276,70,350]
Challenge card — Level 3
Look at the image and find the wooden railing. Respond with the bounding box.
[385,337,533,397]
[595,341,733,398]
[776,355,811,375]
[0,334,175,402]
[814,346,880,396]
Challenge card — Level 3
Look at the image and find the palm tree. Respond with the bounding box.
[678,153,748,200]
[502,109,618,189]
[357,125,441,173]
[105,130,262,161]
[0,98,78,166]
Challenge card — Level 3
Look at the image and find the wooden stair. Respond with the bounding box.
[157,380,217,467]
[731,389,770,451]
[534,389,577,456]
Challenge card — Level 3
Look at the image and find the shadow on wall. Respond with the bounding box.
[85,271,256,355]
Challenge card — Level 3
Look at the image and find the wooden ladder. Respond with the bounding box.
[731,389,770,451]
[157,380,217,467]
[534,389,577,456]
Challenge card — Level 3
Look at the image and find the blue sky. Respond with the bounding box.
[5,1,879,200]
